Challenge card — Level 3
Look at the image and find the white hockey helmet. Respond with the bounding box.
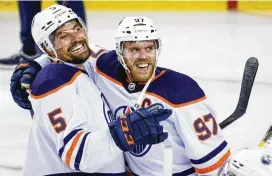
[226,147,272,176]
[114,16,161,71]
[31,4,87,55]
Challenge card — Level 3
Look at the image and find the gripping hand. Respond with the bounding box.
[109,103,172,151]
[10,60,41,109]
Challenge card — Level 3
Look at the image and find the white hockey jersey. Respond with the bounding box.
[82,45,230,176]
[25,63,126,175]
[34,43,231,176]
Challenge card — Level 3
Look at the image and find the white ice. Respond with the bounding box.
[0,11,271,175]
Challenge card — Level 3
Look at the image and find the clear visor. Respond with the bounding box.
[120,40,159,59]
[49,23,88,51]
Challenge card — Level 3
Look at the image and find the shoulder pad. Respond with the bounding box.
[147,68,206,107]
[95,50,122,85]
[31,64,83,99]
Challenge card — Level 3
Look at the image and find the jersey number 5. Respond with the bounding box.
[193,113,218,141]
[48,108,67,133]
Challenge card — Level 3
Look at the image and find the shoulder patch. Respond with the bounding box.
[147,68,206,107]
[30,64,82,99]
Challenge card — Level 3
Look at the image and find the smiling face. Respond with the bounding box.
[122,40,157,82]
[52,20,90,64]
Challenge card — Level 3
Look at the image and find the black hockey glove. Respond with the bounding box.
[109,103,171,151]
[10,60,41,110]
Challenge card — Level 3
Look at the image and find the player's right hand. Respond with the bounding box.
[109,103,172,151]
[10,60,41,110]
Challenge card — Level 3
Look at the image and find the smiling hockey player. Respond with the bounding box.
[10,4,231,176]
[11,5,171,175]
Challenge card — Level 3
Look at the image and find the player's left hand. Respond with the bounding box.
[10,60,42,110]
[109,103,172,151]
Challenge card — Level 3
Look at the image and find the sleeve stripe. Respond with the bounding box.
[195,149,231,174]
[74,132,91,171]
[65,131,84,168]
[58,129,83,158]
[190,140,228,164]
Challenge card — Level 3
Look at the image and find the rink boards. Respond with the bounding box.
[0,1,272,12]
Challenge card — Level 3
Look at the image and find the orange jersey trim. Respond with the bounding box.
[95,65,123,86]
[145,92,207,108]
[65,130,84,168]
[195,149,231,174]
[30,71,82,99]
[137,70,166,85]
[96,64,167,87]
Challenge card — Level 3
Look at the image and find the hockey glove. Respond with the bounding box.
[10,60,41,110]
[109,103,172,151]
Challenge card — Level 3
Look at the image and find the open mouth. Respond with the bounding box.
[136,63,149,69]
[135,63,151,73]
[70,43,85,53]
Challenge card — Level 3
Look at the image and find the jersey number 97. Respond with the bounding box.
[193,113,218,141]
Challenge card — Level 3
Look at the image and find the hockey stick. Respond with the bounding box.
[219,57,259,129]
[259,124,272,147]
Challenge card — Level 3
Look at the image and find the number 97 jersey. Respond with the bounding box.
[87,51,231,176]
[127,81,230,176]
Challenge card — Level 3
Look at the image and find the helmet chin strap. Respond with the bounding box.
[133,56,158,109]
[47,35,90,68]
[133,71,155,109]
[119,51,159,110]
[47,48,85,70]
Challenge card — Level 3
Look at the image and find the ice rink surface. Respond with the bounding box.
[0,11,272,175]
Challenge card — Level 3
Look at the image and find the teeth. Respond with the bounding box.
[137,63,149,68]
[72,44,84,52]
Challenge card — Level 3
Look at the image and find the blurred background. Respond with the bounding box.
[0,1,272,175]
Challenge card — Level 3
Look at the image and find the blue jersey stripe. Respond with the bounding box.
[190,140,228,165]
[173,167,195,176]
[74,132,91,171]
[58,129,83,158]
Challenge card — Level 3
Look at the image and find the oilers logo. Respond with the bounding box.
[101,94,153,157]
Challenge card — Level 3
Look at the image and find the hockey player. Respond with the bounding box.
[11,5,171,175]
[10,4,231,175]
[0,1,87,69]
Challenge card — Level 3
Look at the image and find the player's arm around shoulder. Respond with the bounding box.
[29,64,125,173]
[168,71,230,175]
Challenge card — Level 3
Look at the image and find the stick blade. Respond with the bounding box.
[219,57,259,129]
